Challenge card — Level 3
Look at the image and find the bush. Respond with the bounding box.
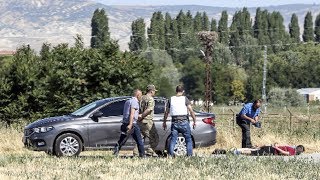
[0,41,155,125]
[268,87,306,107]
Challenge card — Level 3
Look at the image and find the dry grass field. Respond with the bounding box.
[0,119,319,180]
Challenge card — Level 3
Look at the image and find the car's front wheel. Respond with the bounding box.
[54,133,82,157]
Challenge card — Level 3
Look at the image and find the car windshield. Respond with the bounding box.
[71,100,106,116]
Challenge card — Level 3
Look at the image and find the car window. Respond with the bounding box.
[154,99,166,114]
[99,100,126,117]
[71,99,106,116]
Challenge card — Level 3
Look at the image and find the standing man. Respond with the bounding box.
[113,89,145,157]
[236,99,262,148]
[133,84,159,157]
[163,85,196,157]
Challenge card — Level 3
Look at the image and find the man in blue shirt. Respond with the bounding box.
[113,89,145,157]
[236,99,262,148]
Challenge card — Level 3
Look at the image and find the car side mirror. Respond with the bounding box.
[91,111,103,122]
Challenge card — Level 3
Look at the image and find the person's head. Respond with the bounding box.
[253,99,262,110]
[133,89,142,101]
[296,145,305,155]
[176,85,184,95]
[146,84,157,97]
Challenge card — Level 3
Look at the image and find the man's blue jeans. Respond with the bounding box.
[169,121,193,156]
[116,123,145,157]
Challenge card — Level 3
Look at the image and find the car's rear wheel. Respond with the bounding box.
[166,136,189,156]
[54,133,82,157]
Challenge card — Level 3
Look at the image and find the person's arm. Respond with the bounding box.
[187,104,196,129]
[140,98,154,120]
[163,100,170,130]
[240,106,257,123]
[273,146,290,156]
[127,107,135,132]
[254,109,261,122]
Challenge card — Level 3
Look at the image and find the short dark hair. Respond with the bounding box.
[133,89,141,96]
[176,85,184,93]
[297,145,305,152]
[253,99,262,104]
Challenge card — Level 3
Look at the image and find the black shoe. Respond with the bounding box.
[113,145,119,156]
[212,149,226,154]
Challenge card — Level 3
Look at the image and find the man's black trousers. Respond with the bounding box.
[237,119,252,148]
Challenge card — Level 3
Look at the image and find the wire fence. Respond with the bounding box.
[213,106,320,135]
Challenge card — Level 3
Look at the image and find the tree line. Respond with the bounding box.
[1,8,320,125]
[0,22,155,125]
[129,8,320,105]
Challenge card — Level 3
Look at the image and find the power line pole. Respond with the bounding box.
[198,31,218,112]
[262,45,267,113]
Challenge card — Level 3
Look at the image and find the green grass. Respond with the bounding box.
[0,153,319,179]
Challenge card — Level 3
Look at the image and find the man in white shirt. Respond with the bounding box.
[163,85,196,156]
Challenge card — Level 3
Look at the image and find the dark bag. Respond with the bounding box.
[252,121,262,128]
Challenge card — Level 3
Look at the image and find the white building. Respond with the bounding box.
[297,88,320,103]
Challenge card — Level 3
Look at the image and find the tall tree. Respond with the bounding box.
[229,11,241,47]
[176,10,186,40]
[193,12,203,32]
[303,11,314,42]
[289,13,300,43]
[229,8,256,66]
[170,19,180,50]
[202,12,210,31]
[164,13,178,50]
[218,11,229,45]
[268,11,290,52]
[315,13,320,43]
[210,18,217,32]
[177,10,197,49]
[148,12,165,49]
[90,9,110,48]
[253,8,270,45]
[240,7,252,37]
[129,18,147,52]
[186,10,194,29]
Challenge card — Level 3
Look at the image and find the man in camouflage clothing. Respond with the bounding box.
[133,84,160,157]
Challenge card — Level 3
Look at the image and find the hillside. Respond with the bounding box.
[0,0,319,51]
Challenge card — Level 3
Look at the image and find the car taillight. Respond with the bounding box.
[202,117,215,126]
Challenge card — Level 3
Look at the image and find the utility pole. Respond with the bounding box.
[262,45,267,113]
[198,31,218,112]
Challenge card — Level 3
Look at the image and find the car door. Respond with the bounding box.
[153,98,171,150]
[87,99,127,149]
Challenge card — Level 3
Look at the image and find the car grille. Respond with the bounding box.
[24,129,34,136]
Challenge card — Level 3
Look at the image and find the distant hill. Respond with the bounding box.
[0,0,319,51]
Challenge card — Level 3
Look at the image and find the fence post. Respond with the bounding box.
[229,109,236,131]
[287,108,293,132]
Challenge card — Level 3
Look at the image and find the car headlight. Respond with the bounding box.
[33,126,54,133]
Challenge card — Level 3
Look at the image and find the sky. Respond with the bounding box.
[95,0,318,7]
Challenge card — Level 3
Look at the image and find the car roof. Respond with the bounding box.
[101,96,167,102]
